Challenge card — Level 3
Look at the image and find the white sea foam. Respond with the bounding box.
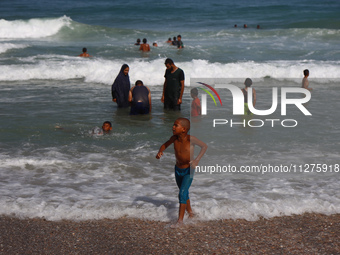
[1,170,339,221]
[0,43,29,54]
[0,57,339,85]
[0,16,72,39]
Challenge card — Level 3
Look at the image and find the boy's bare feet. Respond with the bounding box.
[170,220,184,228]
[188,212,196,219]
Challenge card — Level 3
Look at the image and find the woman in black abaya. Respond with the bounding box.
[111,64,131,108]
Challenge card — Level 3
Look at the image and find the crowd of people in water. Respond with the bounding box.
[80,51,311,120]
[133,34,184,51]
[79,23,263,57]
[78,24,263,57]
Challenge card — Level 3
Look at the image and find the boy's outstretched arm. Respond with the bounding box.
[189,136,208,168]
[156,136,176,159]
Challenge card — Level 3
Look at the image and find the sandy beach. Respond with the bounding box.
[1,213,339,254]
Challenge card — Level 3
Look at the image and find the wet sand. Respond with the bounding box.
[1,213,339,254]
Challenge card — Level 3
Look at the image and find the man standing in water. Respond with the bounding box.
[161,58,185,111]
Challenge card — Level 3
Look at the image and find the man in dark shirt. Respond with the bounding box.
[161,58,185,111]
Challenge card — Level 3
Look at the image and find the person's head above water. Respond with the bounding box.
[102,121,112,132]
[303,69,309,77]
[191,88,198,98]
[244,78,252,87]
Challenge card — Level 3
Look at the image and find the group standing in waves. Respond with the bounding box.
[111,58,186,115]
[111,63,151,114]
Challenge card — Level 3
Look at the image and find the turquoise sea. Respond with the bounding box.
[0,0,339,221]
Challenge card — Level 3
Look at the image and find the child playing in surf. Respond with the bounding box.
[92,121,112,135]
[156,118,207,226]
[190,88,201,117]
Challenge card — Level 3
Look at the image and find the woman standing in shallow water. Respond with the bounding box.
[111,64,131,108]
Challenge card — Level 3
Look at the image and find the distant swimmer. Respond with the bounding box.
[302,69,312,91]
[241,78,256,115]
[128,80,151,115]
[244,24,248,28]
[257,25,260,29]
[153,42,158,47]
[171,36,177,46]
[176,35,184,49]
[139,38,150,52]
[79,48,91,57]
[135,38,141,45]
[166,37,172,43]
[234,24,237,28]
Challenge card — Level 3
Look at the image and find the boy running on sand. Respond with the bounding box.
[156,118,207,226]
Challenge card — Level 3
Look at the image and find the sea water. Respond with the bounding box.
[0,0,339,221]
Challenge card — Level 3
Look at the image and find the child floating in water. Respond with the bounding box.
[156,118,207,226]
[92,121,112,135]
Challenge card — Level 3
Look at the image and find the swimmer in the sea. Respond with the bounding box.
[302,69,312,91]
[79,47,91,57]
[139,38,150,52]
[92,121,112,135]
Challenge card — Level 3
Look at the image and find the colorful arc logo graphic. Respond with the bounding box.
[197,82,223,106]
[197,82,222,115]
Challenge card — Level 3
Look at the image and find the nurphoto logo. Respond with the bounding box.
[193,78,312,128]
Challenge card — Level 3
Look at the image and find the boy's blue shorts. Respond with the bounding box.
[175,165,194,204]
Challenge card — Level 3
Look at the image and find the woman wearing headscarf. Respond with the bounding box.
[111,64,131,108]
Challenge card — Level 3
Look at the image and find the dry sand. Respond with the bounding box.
[1,213,339,254]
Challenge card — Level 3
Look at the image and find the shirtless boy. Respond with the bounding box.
[139,38,150,52]
[79,48,91,57]
[156,118,207,225]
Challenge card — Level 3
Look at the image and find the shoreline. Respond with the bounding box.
[1,213,339,254]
